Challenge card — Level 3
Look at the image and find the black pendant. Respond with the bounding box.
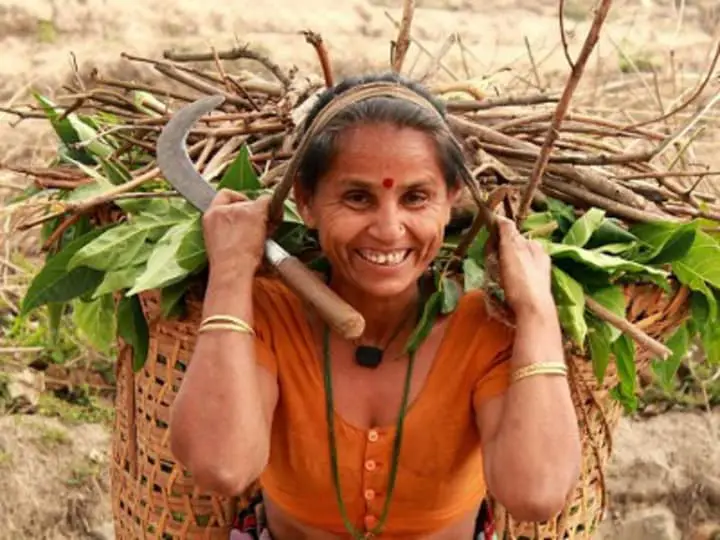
[355,346,384,369]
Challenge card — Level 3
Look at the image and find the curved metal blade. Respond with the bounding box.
[156,95,226,212]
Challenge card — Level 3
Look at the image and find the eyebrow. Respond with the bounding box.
[337,178,434,190]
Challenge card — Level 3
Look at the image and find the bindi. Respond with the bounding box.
[381,177,395,189]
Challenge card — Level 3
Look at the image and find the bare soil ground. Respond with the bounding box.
[1,0,719,538]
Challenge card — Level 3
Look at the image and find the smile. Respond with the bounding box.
[357,249,411,266]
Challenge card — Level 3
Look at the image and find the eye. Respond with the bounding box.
[402,190,430,207]
[343,190,373,208]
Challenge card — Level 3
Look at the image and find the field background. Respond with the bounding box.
[0,0,719,538]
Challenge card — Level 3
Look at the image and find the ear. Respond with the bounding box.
[292,181,317,229]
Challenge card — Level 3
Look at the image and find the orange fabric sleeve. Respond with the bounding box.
[250,277,281,376]
[470,300,516,409]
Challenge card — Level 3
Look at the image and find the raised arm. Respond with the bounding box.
[169,190,278,497]
[474,217,581,522]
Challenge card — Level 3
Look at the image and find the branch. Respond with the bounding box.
[392,0,415,73]
[302,31,334,88]
[163,45,291,87]
[517,0,614,222]
[624,40,720,130]
[586,297,672,360]
[444,93,559,112]
[559,0,575,70]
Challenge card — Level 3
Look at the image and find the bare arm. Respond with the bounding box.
[169,190,278,497]
[475,311,580,522]
[473,216,581,522]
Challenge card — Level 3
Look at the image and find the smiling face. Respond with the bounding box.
[296,122,459,299]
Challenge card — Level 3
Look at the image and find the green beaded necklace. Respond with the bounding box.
[321,286,428,539]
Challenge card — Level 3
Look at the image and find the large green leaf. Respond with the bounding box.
[218,145,262,191]
[521,212,555,234]
[21,228,109,315]
[562,208,606,247]
[610,334,638,412]
[587,317,613,384]
[127,220,200,295]
[670,231,720,290]
[585,218,638,249]
[651,322,689,391]
[117,295,149,372]
[175,217,207,272]
[630,220,699,264]
[551,267,587,349]
[539,240,669,280]
[68,223,151,272]
[92,265,147,298]
[467,227,490,264]
[72,294,117,354]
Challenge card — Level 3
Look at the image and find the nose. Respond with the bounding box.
[367,200,406,242]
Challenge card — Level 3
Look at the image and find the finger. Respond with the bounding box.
[212,188,248,206]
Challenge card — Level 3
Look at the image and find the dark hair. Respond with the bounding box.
[296,72,465,194]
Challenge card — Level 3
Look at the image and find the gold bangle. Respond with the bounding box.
[198,322,255,335]
[511,362,568,384]
[200,315,255,335]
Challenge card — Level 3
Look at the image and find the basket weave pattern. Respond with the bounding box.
[493,282,690,540]
[109,283,689,539]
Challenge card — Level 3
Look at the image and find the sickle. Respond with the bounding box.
[156,95,366,340]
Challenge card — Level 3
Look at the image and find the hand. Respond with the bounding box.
[202,189,271,279]
[496,216,555,318]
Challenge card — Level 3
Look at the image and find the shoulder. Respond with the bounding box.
[251,275,305,336]
[444,288,515,370]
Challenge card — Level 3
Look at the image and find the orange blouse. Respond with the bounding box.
[250,277,514,537]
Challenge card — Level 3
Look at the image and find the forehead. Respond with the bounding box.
[327,123,444,181]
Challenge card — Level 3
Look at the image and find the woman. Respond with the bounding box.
[169,73,582,540]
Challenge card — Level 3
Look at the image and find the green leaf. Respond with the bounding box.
[175,217,207,272]
[218,146,262,191]
[651,322,689,391]
[467,227,490,264]
[127,220,199,295]
[545,198,576,233]
[587,318,613,384]
[440,278,461,314]
[521,212,554,232]
[21,228,109,315]
[92,265,147,298]
[630,220,699,264]
[612,334,637,400]
[47,302,65,346]
[68,223,151,272]
[588,285,626,341]
[117,295,149,372]
[72,294,116,354]
[33,93,94,164]
[585,218,638,248]
[592,242,636,255]
[562,208,606,247]
[161,280,191,319]
[462,258,485,291]
[551,267,587,349]
[670,231,720,290]
[405,291,442,355]
[539,239,669,280]
[283,200,305,225]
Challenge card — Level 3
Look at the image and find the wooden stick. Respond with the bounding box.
[302,31,334,88]
[586,297,672,359]
[163,45,291,87]
[517,0,614,222]
[392,0,415,73]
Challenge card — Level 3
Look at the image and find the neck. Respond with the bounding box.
[329,277,422,346]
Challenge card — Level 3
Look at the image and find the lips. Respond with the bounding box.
[356,248,411,266]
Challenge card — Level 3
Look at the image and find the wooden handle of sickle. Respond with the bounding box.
[274,256,366,340]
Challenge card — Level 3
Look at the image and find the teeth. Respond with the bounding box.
[359,249,408,266]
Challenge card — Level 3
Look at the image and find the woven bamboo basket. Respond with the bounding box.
[109,275,690,539]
